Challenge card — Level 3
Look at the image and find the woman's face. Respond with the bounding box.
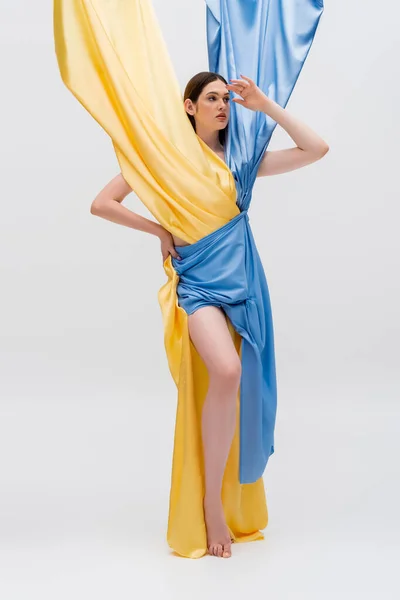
[185,79,230,132]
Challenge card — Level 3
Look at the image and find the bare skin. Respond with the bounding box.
[188,305,241,558]
[90,75,329,558]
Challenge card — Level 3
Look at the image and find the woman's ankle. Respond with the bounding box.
[203,492,223,507]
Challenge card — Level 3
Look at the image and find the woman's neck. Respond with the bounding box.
[196,125,222,153]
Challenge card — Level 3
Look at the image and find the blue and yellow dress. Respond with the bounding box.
[54,0,324,558]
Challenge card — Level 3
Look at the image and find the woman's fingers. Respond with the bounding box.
[169,246,181,260]
[230,77,250,87]
[227,83,245,90]
[226,84,246,98]
[239,74,254,84]
[160,232,182,263]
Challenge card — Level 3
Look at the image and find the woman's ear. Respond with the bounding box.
[184,98,195,115]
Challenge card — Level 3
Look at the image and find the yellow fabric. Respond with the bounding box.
[54,0,268,558]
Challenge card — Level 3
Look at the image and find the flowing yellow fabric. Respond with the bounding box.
[54,0,268,558]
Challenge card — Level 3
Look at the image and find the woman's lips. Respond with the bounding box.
[217,115,227,120]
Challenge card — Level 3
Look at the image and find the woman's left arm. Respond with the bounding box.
[256,96,329,177]
[227,75,329,177]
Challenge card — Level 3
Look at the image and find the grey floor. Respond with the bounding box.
[1,375,398,600]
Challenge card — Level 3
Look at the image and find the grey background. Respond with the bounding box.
[0,0,399,597]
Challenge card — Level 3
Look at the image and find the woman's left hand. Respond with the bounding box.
[226,75,268,112]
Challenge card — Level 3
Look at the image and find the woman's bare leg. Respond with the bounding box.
[188,306,241,558]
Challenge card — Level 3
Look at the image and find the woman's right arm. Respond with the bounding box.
[90,173,181,262]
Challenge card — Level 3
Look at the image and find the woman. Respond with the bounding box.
[54,0,326,559]
[90,71,328,558]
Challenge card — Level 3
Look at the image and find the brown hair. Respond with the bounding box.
[183,71,228,147]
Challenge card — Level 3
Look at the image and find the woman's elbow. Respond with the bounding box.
[90,196,107,216]
[91,174,131,215]
[316,141,330,159]
[306,142,329,165]
[90,200,100,215]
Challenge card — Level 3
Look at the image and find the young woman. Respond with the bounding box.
[90,71,329,558]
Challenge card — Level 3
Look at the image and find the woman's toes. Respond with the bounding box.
[222,542,231,558]
[208,544,226,557]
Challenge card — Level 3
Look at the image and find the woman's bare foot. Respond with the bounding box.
[203,496,232,558]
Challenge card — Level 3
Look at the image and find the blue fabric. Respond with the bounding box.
[207,0,324,210]
[174,0,324,484]
[172,210,277,484]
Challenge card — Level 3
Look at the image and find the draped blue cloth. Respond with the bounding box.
[173,0,324,484]
[172,210,277,484]
[206,0,325,210]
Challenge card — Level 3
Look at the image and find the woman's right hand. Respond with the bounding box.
[159,228,182,264]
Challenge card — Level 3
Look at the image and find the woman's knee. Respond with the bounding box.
[210,356,242,386]
[187,305,242,385]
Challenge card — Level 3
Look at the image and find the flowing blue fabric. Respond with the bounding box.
[173,0,324,484]
[206,0,325,210]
